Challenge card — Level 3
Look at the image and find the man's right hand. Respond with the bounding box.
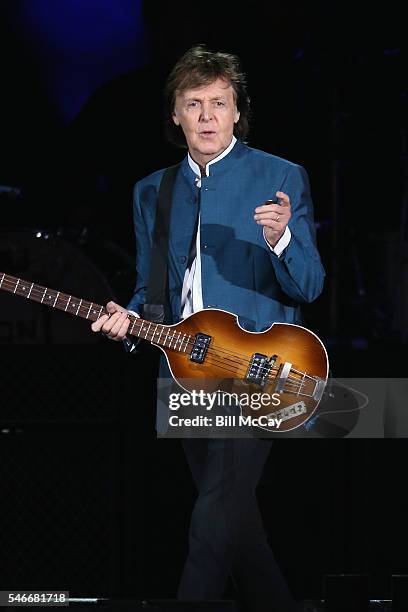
[91,301,133,341]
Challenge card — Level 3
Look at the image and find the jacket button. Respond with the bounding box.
[179,255,187,263]
[203,244,208,249]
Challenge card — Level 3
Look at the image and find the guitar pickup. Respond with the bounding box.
[190,333,211,364]
[246,353,276,386]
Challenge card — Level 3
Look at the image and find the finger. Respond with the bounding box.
[114,317,131,341]
[91,314,110,332]
[276,191,290,206]
[256,218,284,227]
[105,312,130,338]
[101,311,126,335]
[254,209,290,222]
[106,300,125,314]
[254,214,285,224]
[254,203,282,215]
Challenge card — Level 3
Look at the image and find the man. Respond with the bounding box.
[92,45,324,612]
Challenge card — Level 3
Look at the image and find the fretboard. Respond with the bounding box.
[0,272,193,353]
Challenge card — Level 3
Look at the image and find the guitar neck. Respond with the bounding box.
[0,272,189,351]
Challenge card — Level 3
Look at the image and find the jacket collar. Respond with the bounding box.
[180,139,247,183]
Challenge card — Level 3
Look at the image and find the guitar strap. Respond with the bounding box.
[143,163,181,324]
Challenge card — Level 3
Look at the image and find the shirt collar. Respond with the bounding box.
[187,136,237,178]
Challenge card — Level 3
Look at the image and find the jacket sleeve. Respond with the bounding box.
[123,181,157,355]
[268,164,325,303]
[126,180,155,315]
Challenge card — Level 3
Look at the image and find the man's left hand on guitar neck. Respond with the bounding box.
[91,301,134,341]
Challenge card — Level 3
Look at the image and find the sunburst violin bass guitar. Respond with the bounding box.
[1,272,329,432]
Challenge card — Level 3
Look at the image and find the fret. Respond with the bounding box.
[76,299,83,315]
[0,273,4,288]
[86,302,93,319]
[65,296,71,311]
[53,291,60,307]
[180,333,188,352]
[144,321,152,339]
[139,322,149,338]
[13,278,19,293]
[41,287,47,303]
[98,305,103,319]
[156,326,164,344]
[27,282,34,299]
[163,329,170,346]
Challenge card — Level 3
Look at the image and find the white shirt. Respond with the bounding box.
[180,137,291,318]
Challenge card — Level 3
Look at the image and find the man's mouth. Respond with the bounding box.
[199,130,216,136]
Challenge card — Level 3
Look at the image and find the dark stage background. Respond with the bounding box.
[1,0,407,604]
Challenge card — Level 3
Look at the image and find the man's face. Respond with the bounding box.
[172,77,240,167]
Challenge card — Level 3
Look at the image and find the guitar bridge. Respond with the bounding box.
[246,353,277,386]
[190,333,211,364]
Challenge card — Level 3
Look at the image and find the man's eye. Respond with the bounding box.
[215,101,225,107]
[187,101,198,108]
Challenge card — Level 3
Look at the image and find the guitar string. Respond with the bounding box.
[126,317,319,391]
[0,277,283,377]
[1,288,312,396]
[126,307,318,385]
[186,339,321,386]
[0,275,308,380]
[132,316,312,387]
[0,278,268,380]
[136,325,312,391]
[195,343,309,382]
[0,277,313,394]
[0,278,312,393]
[146,329,311,391]
[192,349,310,391]
[133,312,320,382]
[1,278,314,394]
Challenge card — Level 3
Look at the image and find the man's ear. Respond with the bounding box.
[234,110,240,124]
[172,112,180,126]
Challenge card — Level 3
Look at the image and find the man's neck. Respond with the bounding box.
[190,154,220,175]
[188,137,237,178]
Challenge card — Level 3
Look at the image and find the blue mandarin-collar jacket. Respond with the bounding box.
[127,140,325,332]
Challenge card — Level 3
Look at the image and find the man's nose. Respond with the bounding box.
[200,103,213,121]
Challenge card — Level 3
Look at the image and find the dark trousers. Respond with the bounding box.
[178,437,300,612]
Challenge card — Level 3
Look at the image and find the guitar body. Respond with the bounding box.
[156,309,329,432]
